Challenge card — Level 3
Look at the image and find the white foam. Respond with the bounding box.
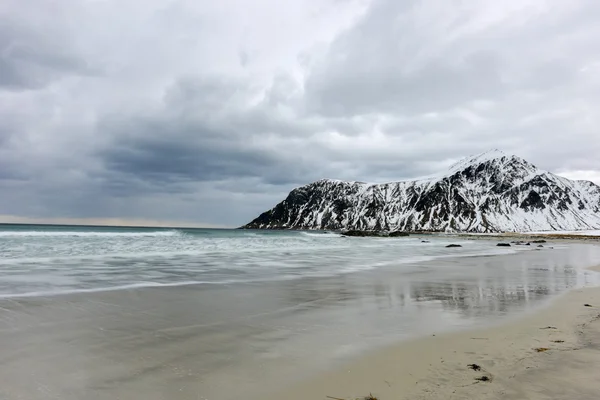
[300,232,342,238]
[525,230,600,236]
[0,230,181,238]
[0,280,227,299]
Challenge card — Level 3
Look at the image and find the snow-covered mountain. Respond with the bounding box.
[241,150,600,233]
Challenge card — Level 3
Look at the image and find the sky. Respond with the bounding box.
[1,0,600,228]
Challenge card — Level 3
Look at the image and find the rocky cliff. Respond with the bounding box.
[242,150,600,232]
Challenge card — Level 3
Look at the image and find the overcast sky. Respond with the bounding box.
[1,0,600,227]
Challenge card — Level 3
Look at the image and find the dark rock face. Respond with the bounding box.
[389,231,410,237]
[341,230,383,237]
[241,150,600,233]
[340,230,410,237]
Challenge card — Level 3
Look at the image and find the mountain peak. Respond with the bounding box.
[243,151,600,232]
[451,149,510,168]
[447,149,537,175]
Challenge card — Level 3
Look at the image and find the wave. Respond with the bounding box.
[0,245,526,298]
[299,232,341,238]
[0,280,230,299]
[0,230,181,238]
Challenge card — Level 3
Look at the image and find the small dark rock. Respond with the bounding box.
[421,240,430,243]
[532,240,547,243]
[467,364,482,371]
[475,376,491,382]
[525,242,531,246]
[538,245,544,248]
[497,243,511,247]
[446,244,462,248]
[584,304,593,307]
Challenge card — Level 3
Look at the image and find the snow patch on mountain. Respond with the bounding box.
[242,150,600,233]
[526,230,600,236]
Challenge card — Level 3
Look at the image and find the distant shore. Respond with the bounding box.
[264,265,600,400]
[240,226,600,241]
[457,232,600,241]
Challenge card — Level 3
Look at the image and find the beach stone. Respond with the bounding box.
[446,244,462,248]
[497,243,511,247]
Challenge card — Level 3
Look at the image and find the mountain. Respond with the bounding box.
[241,150,600,233]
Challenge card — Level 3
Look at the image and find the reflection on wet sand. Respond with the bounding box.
[0,244,599,400]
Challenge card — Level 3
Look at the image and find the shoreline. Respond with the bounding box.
[263,265,600,400]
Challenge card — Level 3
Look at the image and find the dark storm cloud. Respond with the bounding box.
[100,124,282,184]
[1,0,600,226]
[95,75,322,192]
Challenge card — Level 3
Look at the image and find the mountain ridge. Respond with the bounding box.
[242,150,600,233]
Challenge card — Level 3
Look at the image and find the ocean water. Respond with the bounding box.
[0,224,526,298]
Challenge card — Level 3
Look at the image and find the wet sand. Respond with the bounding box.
[267,266,600,400]
[1,245,600,399]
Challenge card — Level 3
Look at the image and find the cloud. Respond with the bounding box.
[0,0,599,227]
[0,3,97,90]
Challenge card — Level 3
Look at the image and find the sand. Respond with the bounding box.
[1,253,599,400]
[264,266,600,400]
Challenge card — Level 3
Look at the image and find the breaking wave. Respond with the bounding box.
[0,230,181,238]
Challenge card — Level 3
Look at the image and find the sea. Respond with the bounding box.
[0,223,532,297]
[0,224,599,299]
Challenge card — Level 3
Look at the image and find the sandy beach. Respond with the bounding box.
[1,239,600,400]
[266,266,600,400]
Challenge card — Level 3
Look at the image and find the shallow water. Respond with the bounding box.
[0,224,524,297]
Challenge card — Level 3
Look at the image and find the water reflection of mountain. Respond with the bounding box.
[279,247,600,322]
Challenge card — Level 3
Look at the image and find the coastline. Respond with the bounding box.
[264,265,600,400]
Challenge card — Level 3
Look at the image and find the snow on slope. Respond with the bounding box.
[242,150,600,233]
[526,230,600,236]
